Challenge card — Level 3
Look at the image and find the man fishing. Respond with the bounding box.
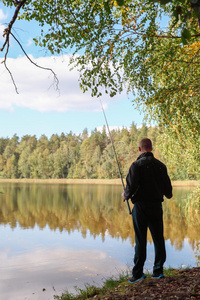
[122,138,172,284]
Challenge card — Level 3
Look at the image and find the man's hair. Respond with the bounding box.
[139,138,152,151]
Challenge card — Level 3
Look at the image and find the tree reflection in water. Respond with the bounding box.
[0,183,199,261]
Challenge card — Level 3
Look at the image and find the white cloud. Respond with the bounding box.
[26,38,33,47]
[0,8,7,21]
[0,247,126,299]
[0,55,123,112]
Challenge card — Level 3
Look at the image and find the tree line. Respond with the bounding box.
[0,124,199,181]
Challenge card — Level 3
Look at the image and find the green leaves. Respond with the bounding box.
[153,0,171,5]
[104,0,125,13]
[104,1,111,14]
[181,28,192,45]
[116,0,125,6]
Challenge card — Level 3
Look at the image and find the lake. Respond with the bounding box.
[0,183,199,300]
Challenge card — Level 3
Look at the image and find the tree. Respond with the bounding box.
[101,143,119,178]
[79,138,94,178]
[53,147,69,178]
[157,129,200,180]
[65,132,81,178]
[37,135,49,152]
[139,37,200,140]
[0,154,5,174]
[0,138,9,155]
[16,135,37,154]
[1,0,199,140]
[49,134,60,153]
[5,154,18,178]
[18,145,32,178]
[81,128,89,141]
[3,134,19,160]
[91,145,102,178]
[29,148,44,178]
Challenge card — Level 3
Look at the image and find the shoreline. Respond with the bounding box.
[0,178,199,186]
[54,267,200,299]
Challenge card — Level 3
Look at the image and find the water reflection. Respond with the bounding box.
[0,183,199,299]
[0,183,199,246]
[1,225,125,300]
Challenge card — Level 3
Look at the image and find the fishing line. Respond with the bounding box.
[100,99,131,215]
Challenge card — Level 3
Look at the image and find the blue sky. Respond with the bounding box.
[0,3,145,139]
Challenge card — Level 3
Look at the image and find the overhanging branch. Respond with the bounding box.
[11,32,59,92]
[1,0,59,93]
[0,0,27,53]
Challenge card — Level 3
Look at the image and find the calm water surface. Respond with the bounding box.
[0,183,199,300]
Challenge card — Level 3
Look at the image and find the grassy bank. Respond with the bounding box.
[0,178,199,186]
[0,178,123,185]
[54,267,200,299]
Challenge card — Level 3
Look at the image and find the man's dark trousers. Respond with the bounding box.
[132,201,166,278]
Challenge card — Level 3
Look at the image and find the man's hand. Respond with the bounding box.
[121,192,125,201]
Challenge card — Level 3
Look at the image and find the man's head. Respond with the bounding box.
[139,138,152,153]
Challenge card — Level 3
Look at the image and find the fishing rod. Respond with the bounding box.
[100,99,131,215]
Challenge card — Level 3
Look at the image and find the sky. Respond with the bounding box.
[0,3,145,140]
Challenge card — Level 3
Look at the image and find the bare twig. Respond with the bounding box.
[10,32,59,92]
[1,0,59,93]
[0,0,27,53]
[2,35,19,93]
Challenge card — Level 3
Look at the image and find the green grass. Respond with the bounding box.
[54,285,99,300]
[54,271,129,300]
[103,271,129,289]
[53,268,187,300]
[54,285,102,300]
[163,267,180,277]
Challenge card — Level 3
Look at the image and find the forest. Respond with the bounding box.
[0,124,199,181]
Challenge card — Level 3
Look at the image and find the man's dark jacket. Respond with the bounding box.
[124,152,172,204]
